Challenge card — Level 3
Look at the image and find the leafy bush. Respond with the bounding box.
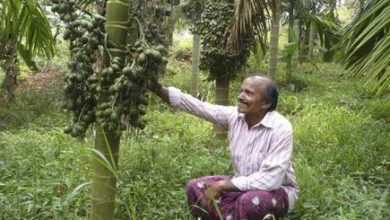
[366,99,390,123]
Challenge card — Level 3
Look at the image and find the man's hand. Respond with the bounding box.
[207,180,225,199]
[147,75,163,94]
[201,180,240,210]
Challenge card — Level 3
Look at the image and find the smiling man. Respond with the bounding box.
[155,75,299,220]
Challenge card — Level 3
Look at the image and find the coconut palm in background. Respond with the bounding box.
[340,0,390,95]
[0,0,55,99]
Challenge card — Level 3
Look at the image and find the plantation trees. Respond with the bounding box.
[50,0,167,218]
[0,0,54,99]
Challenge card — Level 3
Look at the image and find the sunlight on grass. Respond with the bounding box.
[173,30,193,50]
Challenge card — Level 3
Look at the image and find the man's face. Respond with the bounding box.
[237,77,271,114]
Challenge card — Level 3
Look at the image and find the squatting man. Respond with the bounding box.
[153,75,299,220]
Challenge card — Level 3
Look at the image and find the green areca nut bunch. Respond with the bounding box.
[95,40,167,136]
[143,22,166,46]
[51,0,105,138]
[193,0,252,80]
[51,0,167,138]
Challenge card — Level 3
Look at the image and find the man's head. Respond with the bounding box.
[237,75,278,115]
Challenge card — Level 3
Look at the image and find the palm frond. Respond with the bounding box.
[226,0,273,52]
[18,0,55,57]
[0,0,55,58]
[340,0,390,95]
[305,11,341,48]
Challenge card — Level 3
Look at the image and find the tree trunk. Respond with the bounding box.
[190,3,202,97]
[213,76,229,140]
[308,21,315,58]
[329,0,336,18]
[91,128,120,220]
[286,0,295,84]
[293,0,300,62]
[293,19,300,62]
[0,40,18,100]
[190,33,200,97]
[90,0,130,219]
[268,0,281,80]
[168,1,175,46]
[308,5,316,59]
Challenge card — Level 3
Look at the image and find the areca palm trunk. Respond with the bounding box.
[329,0,336,18]
[190,33,200,97]
[308,6,316,58]
[214,76,229,140]
[190,3,202,97]
[308,21,315,58]
[90,0,130,219]
[293,19,300,61]
[268,0,281,80]
[0,39,18,100]
[286,0,295,84]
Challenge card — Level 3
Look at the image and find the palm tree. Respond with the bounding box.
[181,0,205,97]
[197,0,254,140]
[0,0,55,99]
[268,0,281,80]
[285,0,299,84]
[89,0,131,219]
[293,0,341,61]
[190,0,203,97]
[340,0,390,95]
[226,0,279,80]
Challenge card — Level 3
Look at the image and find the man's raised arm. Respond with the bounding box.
[152,86,236,130]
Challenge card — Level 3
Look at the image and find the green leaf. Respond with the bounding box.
[17,43,38,71]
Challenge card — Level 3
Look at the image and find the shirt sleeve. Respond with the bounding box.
[168,87,237,130]
[230,125,293,191]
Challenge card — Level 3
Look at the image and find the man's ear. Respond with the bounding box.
[262,102,272,110]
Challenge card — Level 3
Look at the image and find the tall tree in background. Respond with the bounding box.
[340,0,390,95]
[195,0,253,139]
[181,0,205,97]
[0,0,55,99]
[285,0,299,84]
[268,0,281,80]
[190,0,203,97]
[226,0,279,80]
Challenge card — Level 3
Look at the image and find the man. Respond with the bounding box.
[154,75,299,220]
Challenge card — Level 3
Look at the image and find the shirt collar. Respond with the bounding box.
[256,111,273,128]
[239,111,274,129]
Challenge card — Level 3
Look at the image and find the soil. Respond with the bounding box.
[0,63,65,105]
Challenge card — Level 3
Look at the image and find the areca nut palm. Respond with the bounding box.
[226,0,281,80]
[194,0,252,139]
[51,0,168,218]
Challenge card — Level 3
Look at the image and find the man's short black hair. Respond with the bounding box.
[248,74,278,112]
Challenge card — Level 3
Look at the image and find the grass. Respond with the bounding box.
[0,55,389,219]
